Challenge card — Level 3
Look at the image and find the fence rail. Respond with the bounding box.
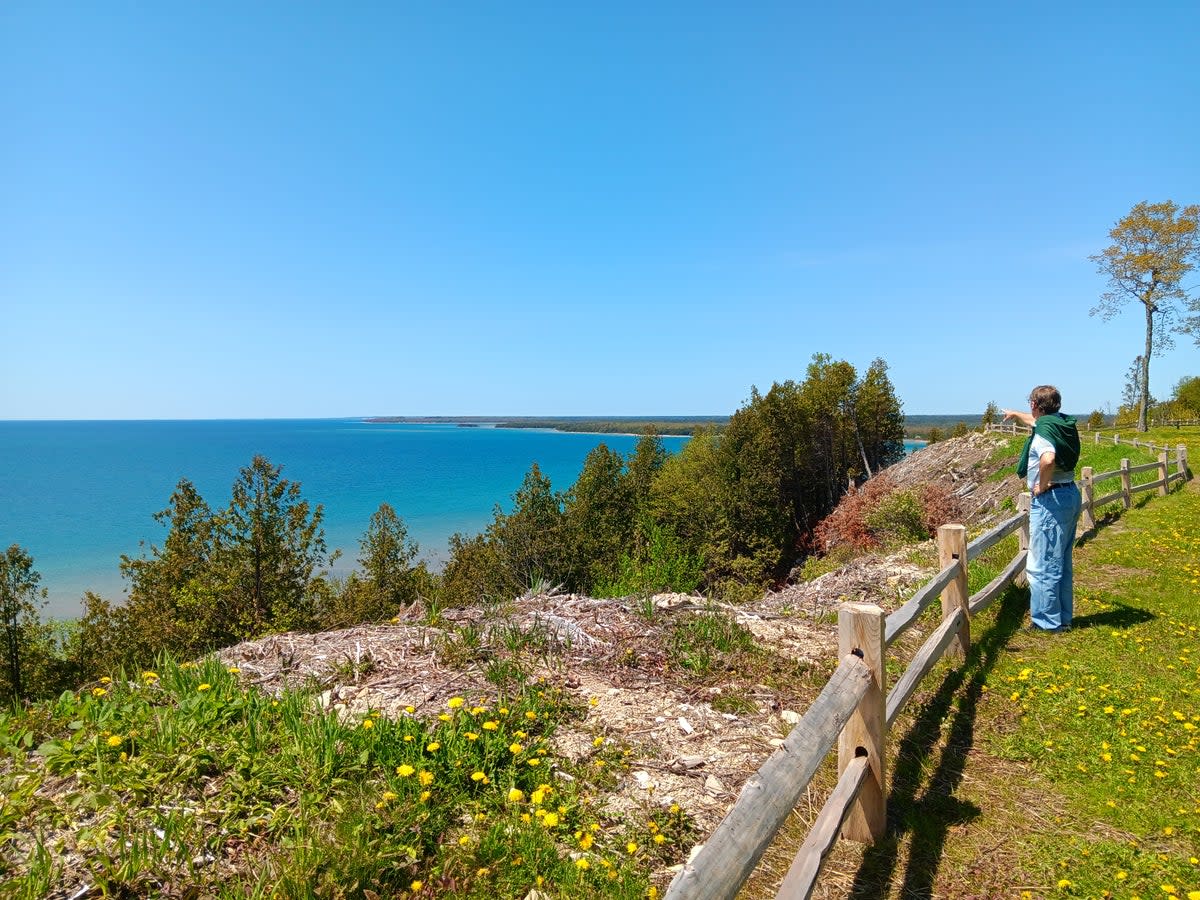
[664,441,1192,900]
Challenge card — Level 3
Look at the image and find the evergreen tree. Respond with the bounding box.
[0,545,46,702]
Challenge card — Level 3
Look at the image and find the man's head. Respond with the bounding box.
[1029,385,1061,416]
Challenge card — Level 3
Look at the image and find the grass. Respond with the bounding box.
[0,656,694,898]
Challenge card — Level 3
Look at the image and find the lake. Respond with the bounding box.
[0,420,687,618]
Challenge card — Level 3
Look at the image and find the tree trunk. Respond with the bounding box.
[1139,298,1154,433]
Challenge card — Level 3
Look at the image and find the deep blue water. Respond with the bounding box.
[0,420,688,618]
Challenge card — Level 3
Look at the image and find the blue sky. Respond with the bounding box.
[2,2,1197,419]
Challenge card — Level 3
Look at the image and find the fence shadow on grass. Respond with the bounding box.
[847,587,1028,899]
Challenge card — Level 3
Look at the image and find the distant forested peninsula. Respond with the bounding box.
[362,416,729,436]
[364,414,979,438]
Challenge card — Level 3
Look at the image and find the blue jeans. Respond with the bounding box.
[1027,484,1081,630]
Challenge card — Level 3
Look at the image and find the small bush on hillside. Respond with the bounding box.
[811,474,962,554]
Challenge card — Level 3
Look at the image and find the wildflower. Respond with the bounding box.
[648,889,658,899]
[465,732,479,741]
[527,758,541,766]
[438,714,451,722]
[589,696,599,706]
[470,706,486,714]
[404,735,415,742]
[579,832,594,849]
[411,880,423,892]
[526,711,537,721]
[106,735,122,747]
[593,737,604,747]
[1057,879,1070,889]
[227,666,240,674]
[509,742,524,754]
[1116,872,1128,881]
[397,764,416,777]
[576,858,590,870]
[381,791,398,802]
[198,683,211,692]
[471,771,488,783]
[531,788,546,805]
[100,676,111,684]
[405,705,416,713]
[508,788,525,803]
[483,721,499,731]
[426,742,441,752]
[419,790,431,802]
[362,719,375,730]
[654,833,666,844]
[458,835,472,846]
[418,770,434,786]
[91,687,107,697]
[143,671,158,681]
[542,812,559,827]
[448,697,465,708]
[627,841,639,854]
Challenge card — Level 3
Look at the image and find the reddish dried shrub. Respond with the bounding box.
[810,474,964,554]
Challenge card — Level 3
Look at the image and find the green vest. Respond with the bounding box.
[1016,413,1080,478]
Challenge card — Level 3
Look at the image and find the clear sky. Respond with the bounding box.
[2,2,1197,419]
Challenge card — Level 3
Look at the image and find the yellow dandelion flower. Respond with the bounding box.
[1116,872,1128,881]
[106,735,122,747]
[593,736,604,747]
[362,719,375,730]
[438,714,451,722]
[509,742,524,754]
[525,710,537,721]
[470,705,486,714]
[143,671,158,681]
[527,758,541,766]
[627,841,639,854]
[542,812,559,827]
[483,721,499,731]
[397,764,416,777]
[508,788,525,803]
[197,683,211,692]
[100,676,112,684]
[654,833,666,844]
[405,705,416,713]
[426,741,441,752]
[411,880,423,892]
[91,687,107,697]
[227,666,240,674]
[465,732,479,741]
[579,832,594,849]
[419,770,434,785]
[458,835,472,846]
[448,697,465,708]
[419,790,431,802]
[404,734,414,742]
[589,696,599,706]
[1057,879,1070,889]
[471,771,487,782]
[575,857,591,870]
[531,788,546,805]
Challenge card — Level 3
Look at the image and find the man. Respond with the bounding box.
[1002,386,1081,633]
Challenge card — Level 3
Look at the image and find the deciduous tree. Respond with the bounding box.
[1090,201,1200,431]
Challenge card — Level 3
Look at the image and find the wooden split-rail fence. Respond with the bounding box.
[664,442,1191,900]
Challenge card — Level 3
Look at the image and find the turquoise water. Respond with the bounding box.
[0,420,687,618]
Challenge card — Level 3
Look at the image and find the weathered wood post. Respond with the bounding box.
[937,524,969,659]
[1095,432,1100,444]
[1120,458,1132,509]
[1158,450,1170,496]
[1113,433,1119,445]
[1178,445,1189,483]
[837,603,885,843]
[1016,493,1031,587]
[1080,466,1095,534]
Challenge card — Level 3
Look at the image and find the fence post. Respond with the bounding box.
[1120,458,1132,509]
[1080,466,1095,534]
[1113,433,1119,446]
[937,524,969,659]
[837,603,885,843]
[1179,445,1190,482]
[1016,493,1031,587]
[1095,432,1100,444]
[1158,450,1169,496]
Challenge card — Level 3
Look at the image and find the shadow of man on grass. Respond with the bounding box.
[847,587,1027,899]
